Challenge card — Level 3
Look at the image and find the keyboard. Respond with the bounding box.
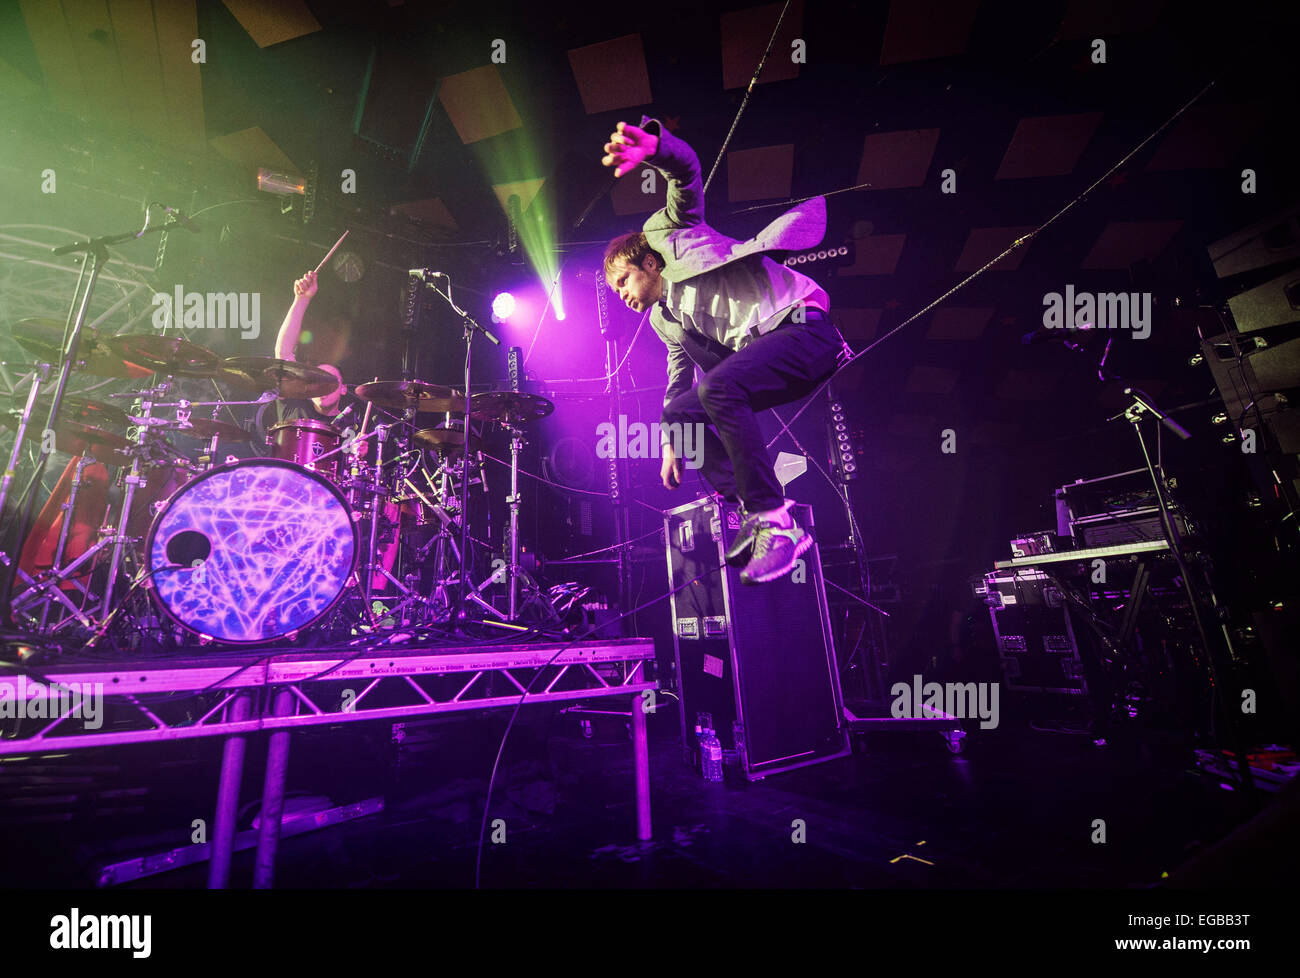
[993,538,1170,570]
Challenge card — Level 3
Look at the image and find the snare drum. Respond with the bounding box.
[266,418,343,480]
[146,458,357,643]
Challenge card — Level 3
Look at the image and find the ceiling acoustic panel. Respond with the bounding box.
[567,34,652,114]
[925,307,993,340]
[727,143,794,202]
[954,226,1038,272]
[995,113,1102,180]
[856,129,941,190]
[438,64,522,145]
[221,0,321,48]
[879,0,978,65]
[840,235,906,276]
[720,0,804,90]
[1081,220,1182,269]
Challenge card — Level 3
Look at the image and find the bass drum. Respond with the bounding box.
[145,459,357,644]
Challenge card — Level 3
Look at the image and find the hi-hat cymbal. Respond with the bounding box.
[355,380,466,413]
[469,391,554,425]
[220,357,339,399]
[10,318,152,379]
[103,334,220,377]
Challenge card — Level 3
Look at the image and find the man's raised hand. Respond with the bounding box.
[602,122,658,178]
[293,270,318,300]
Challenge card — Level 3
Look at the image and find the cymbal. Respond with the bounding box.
[39,420,133,466]
[469,391,554,425]
[354,380,466,413]
[176,417,254,442]
[413,425,478,458]
[206,366,263,391]
[102,334,220,377]
[0,394,129,429]
[221,357,339,399]
[10,318,152,379]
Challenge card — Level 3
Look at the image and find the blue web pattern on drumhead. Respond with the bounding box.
[150,464,355,642]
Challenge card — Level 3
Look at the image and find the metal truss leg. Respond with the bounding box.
[631,692,651,841]
[208,693,252,889]
[253,688,295,889]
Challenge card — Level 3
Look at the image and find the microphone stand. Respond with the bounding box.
[2,214,191,629]
[419,272,500,631]
[1060,345,1258,801]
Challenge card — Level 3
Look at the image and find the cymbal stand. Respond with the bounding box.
[501,421,558,622]
[361,423,390,610]
[37,455,96,630]
[100,383,165,619]
[416,269,501,628]
[3,211,188,627]
[0,363,50,520]
[427,452,502,621]
[11,381,171,630]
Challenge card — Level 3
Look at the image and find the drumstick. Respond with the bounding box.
[357,395,373,439]
[312,230,350,274]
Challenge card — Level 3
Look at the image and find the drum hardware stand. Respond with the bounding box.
[361,423,391,610]
[37,455,96,630]
[100,383,169,619]
[0,362,50,520]
[417,270,500,630]
[10,382,173,632]
[410,460,469,621]
[502,424,556,621]
[462,419,560,623]
[2,210,192,628]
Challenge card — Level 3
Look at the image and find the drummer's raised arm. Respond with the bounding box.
[274,270,318,361]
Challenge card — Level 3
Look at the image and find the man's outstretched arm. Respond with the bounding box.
[602,120,704,230]
[274,270,317,361]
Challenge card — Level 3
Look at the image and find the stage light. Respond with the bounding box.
[493,292,516,320]
[256,168,306,196]
[551,273,565,321]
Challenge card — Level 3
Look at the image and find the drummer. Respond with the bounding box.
[272,270,351,425]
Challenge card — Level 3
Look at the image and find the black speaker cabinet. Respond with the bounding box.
[664,495,848,780]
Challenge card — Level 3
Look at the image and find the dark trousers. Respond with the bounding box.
[662,310,844,513]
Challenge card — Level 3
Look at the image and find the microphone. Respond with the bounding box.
[573,173,618,230]
[160,204,201,233]
[408,268,445,281]
[330,400,356,427]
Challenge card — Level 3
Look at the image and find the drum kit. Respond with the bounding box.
[2,315,564,649]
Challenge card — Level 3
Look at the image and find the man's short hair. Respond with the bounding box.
[603,232,663,282]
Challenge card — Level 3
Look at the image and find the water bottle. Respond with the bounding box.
[694,724,705,769]
[702,727,724,782]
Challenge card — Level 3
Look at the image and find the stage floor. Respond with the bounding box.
[0,704,1272,888]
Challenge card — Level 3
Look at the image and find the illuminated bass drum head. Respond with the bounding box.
[147,459,357,643]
